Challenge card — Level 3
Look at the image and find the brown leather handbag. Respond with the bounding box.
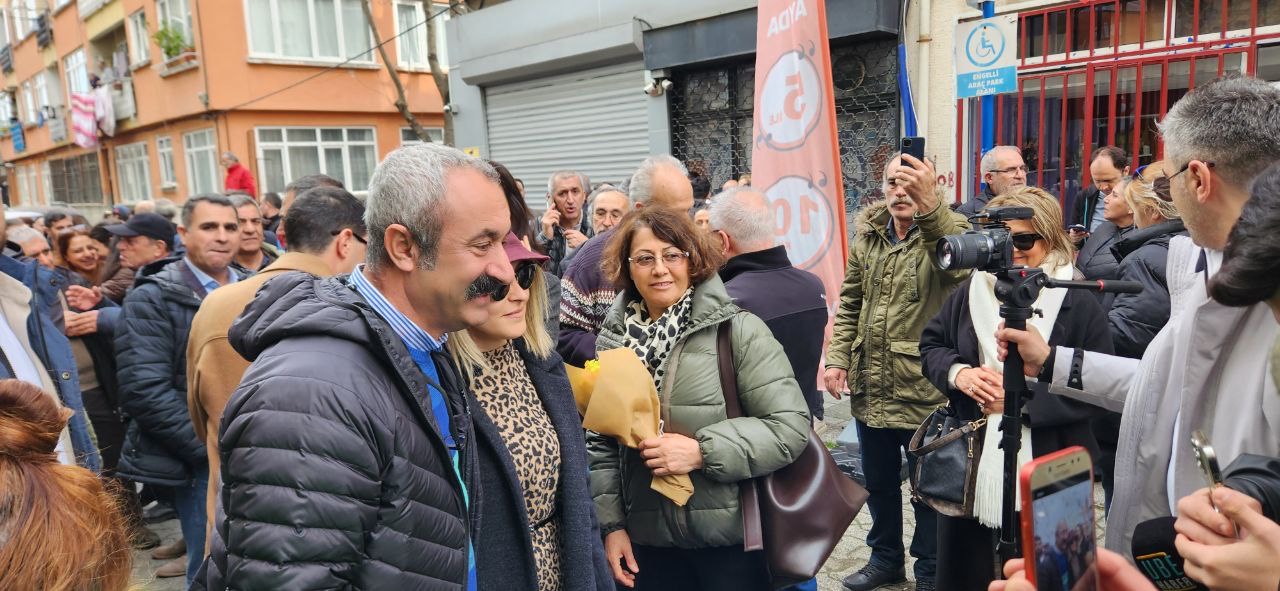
[716,321,869,589]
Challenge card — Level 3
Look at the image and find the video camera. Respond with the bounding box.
[935,206,1034,273]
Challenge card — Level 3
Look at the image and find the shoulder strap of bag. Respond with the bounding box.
[716,318,764,551]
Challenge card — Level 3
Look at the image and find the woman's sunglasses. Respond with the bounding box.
[1011,232,1044,251]
[489,263,539,302]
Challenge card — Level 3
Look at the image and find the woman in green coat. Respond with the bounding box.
[588,207,810,591]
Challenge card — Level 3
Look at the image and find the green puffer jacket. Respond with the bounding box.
[588,275,810,549]
[825,199,970,430]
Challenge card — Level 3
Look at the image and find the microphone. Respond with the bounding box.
[1044,278,1145,294]
[1131,517,1207,591]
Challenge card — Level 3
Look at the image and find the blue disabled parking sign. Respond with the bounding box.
[955,15,1018,99]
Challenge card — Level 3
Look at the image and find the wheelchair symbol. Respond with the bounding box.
[966,23,1004,68]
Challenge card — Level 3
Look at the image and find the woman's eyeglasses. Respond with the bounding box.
[627,250,690,269]
[1011,232,1044,252]
[513,262,537,291]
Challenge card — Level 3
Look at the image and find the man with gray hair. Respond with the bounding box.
[556,155,695,365]
[998,76,1280,555]
[220,151,257,197]
[227,194,279,271]
[538,169,593,276]
[958,145,1027,216]
[710,188,827,422]
[205,144,515,589]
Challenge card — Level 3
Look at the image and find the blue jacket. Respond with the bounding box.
[0,255,101,471]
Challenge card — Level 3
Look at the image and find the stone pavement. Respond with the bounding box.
[131,516,187,591]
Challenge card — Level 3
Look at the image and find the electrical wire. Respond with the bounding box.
[223,2,455,112]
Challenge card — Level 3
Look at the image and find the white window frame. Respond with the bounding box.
[430,2,450,70]
[33,72,48,113]
[39,161,51,206]
[157,0,193,45]
[20,80,35,125]
[115,141,153,202]
[64,49,90,102]
[183,128,219,195]
[0,92,14,124]
[12,0,35,40]
[399,127,444,145]
[127,9,150,65]
[254,126,378,192]
[156,135,176,187]
[0,7,10,47]
[244,0,374,65]
[393,0,427,70]
[15,164,37,205]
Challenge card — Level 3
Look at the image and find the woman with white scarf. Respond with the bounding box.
[919,186,1113,590]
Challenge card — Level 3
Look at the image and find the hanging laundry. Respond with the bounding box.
[94,84,115,137]
[71,92,97,148]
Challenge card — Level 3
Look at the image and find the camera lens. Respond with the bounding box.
[936,233,995,271]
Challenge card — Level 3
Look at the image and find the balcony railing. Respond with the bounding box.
[77,0,106,19]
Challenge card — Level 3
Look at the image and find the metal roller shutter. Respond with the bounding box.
[485,63,649,213]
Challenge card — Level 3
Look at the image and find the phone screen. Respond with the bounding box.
[1030,471,1097,591]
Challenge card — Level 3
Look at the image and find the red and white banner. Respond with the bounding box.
[751,0,847,339]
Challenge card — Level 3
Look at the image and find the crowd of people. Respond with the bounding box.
[0,76,1277,591]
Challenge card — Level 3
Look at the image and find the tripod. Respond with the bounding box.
[991,267,1142,565]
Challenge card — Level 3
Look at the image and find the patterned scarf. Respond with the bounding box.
[621,289,695,392]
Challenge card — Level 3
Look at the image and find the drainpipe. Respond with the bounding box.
[916,0,931,142]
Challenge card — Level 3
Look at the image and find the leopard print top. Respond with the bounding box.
[473,342,563,591]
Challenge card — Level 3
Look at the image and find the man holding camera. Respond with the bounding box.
[824,154,969,591]
[996,77,1280,555]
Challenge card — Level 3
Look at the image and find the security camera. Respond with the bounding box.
[660,79,673,92]
[443,103,459,114]
[643,80,660,97]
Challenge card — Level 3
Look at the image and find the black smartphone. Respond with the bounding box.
[1067,224,1087,233]
[901,136,926,167]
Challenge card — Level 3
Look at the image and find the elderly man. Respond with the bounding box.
[204,144,515,589]
[958,145,1027,216]
[998,77,1280,554]
[587,185,630,234]
[220,152,257,197]
[538,170,592,275]
[187,187,366,555]
[709,188,827,421]
[227,194,278,271]
[825,155,969,591]
[557,155,694,365]
[9,225,53,268]
[115,195,243,583]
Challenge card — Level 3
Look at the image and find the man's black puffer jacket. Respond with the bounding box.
[115,257,211,486]
[1107,219,1188,358]
[201,272,473,590]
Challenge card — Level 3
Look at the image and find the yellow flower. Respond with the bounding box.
[584,359,601,373]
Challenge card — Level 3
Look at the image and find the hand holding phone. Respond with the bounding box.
[1020,446,1099,591]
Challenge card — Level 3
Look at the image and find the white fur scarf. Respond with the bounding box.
[968,256,1074,529]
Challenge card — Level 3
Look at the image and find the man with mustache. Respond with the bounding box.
[824,154,970,591]
[114,194,244,583]
[203,144,515,590]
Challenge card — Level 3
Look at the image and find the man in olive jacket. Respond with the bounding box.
[823,154,969,591]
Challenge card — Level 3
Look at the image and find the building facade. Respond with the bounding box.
[447,0,901,214]
[0,0,448,210]
[904,0,1280,207]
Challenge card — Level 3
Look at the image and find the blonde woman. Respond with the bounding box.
[1108,175,1188,358]
[447,232,612,591]
[919,186,1112,590]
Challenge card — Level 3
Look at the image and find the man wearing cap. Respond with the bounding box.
[202,145,514,589]
[65,213,177,336]
[186,187,367,556]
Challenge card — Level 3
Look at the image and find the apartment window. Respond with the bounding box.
[255,127,376,193]
[12,0,34,39]
[246,0,373,63]
[56,0,72,10]
[156,136,176,187]
[183,128,219,194]
[20,81,34,125]
[127,10,150,64]
[39,161,51,206]
[399,127,444,145]
[0,92,14,123]
[15,164,37,205]
[64,49,90,98]
[431,3,449,68]
[33,71,48,114]
[157,0,193,45]
[394,1,427,69]
[115,142,153,201]
[0,7,10,47]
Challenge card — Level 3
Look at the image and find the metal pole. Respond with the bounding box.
[980,0,995,154]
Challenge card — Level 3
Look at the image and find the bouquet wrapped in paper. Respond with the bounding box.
[566,348,694,506]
